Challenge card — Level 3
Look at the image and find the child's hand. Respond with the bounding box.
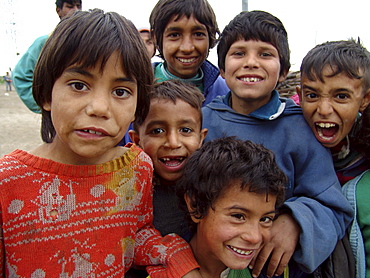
[249,213,299,277]
[182,269,202,278]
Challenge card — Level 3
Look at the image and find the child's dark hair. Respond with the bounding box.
[300,38,370,93]
[133,79,205,129]
[217,10,290,77]
[149,0,219,58]
[55,0,81,9]
[33,9,153,143]
[353,104,370,158]
[176,136,287,232]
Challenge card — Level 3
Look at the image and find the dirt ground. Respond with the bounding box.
[0,82,42,157]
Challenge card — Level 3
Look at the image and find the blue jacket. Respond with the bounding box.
[13,35,49,113]
[202,91,354,274]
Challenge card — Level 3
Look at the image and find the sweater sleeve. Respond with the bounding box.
[132,150,199,277]
[12,35,48,114]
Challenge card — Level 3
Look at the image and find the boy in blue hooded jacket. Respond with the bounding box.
[202,10,353,278]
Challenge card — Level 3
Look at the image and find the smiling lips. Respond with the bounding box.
[177,57,197,64]
[228,245,254,256]
[315,122,339,140]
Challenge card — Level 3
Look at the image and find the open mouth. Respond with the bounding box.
[80,129,104,136]
[159,156,185,167]
[315,122,339,140]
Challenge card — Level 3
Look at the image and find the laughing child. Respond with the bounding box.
[298,39,370,185]
[130,80,208,238]
[202,10,353,277]
[176,137,287,278]
[0,9,201,277]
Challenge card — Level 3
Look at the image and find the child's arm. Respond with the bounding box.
[132,151,199,277]
[133,221,200,277]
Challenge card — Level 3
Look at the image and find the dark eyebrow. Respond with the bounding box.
[64,68,136,83]
[302,84,318,92]
[227,205,277,215]
[165,24,207,33]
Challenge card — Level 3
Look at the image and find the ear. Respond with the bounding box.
[278,70,289,83]
[56,7,63,18]
[198,128,208,148]
[296,86,303,103]
[43,102,51,111]
[184,193,201,224]
[359,90,370,113]
[129,130,141,147]
[220,68,225,79]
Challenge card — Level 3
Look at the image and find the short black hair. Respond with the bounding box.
[55,0,81,9]
[176,137,287,232]
[33,9,153,143]
[300,38,370,93]
[133,79,204,129]
[217,10,290,77]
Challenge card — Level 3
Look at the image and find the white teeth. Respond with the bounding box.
[229,246,253,255]
[240,77,262,82]
[84,129,103,136]
[161,157,184,162]
[316,123,336,128]
[178,58,195,63]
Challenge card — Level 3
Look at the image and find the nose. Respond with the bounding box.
[164,130,181,149]
[240,224,263,245]
[85,91,111,119]
[179,35,195,53]
[317,97,334,117]
[243,53,259,69]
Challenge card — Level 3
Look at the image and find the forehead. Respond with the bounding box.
[215,182,277,210]
[302,65,364,93]
[165,14,207,31]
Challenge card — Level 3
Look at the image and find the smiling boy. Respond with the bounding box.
[176,137,287,278]
[149,0,229,105]
[202,10,353,278]
[298,39,370,184]
[130,80,208,237]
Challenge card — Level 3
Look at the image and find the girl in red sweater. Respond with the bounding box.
[0,9,200,278]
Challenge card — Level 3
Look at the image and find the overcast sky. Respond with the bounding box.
[1,0,370,75]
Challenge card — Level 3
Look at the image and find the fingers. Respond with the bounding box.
[250,243,274,277]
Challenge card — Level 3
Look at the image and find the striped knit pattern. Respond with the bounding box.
[0,144,198,277]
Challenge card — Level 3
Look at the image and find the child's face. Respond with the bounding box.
[140,31,156,58]
[43,51,137,165]
[161,14,209,79]
[220,39,286,115]
[130,98,207,184]
[187,183,276,275]
[56,1,82,19]
[299,65,370,148]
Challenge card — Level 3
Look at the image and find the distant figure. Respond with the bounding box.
[138,27,156,58]
[4,72,12,91]
[12,0,82,113]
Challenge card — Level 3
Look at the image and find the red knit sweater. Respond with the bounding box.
[0,144,198,277]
